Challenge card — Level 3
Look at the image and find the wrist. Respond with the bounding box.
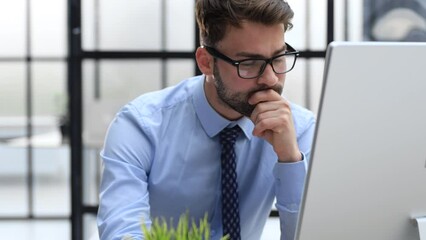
[278,151,303,163]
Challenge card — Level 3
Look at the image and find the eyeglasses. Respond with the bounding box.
[203,43,299,79]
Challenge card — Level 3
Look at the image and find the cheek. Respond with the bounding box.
[229,77,254,93]
[217,62,260,91]
[220,63,238,79]
[217,64,241,86]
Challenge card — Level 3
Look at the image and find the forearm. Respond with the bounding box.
[273,159,307,240]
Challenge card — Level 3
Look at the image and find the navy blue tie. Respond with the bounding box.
[220,126,241,240]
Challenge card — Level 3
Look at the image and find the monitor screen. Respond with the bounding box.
[296,42,426,240]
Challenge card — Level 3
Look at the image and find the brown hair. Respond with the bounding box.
[195,0,294,47]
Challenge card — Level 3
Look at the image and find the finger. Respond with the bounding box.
[248,89,282,105]
[252,112,290,137]
[250,101,278,123]
[250,99,290,123]
[251,104,280,124]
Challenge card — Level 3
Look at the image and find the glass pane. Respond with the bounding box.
[334,0,346,41]
[165,0,195,51]
[84,213,99,240]
[99,60,162,100]
[308,0,327,50]
[31,0,67,57]
[0,1,26,57]
[166,59,195,87]
[32,62,67,147]
[334,0,364,42]
[309,58,325,115]
[348,0,364,41]
[0,62,27,145]
[0,63,26,118]
[283,58,307,109]
[82,0,96,50]
[99,0,162,50]
[0,147,28,216]
[32,62,67,117]
[0,220,70,240]
[83,146,102,206]
[286,0,307,50]
[287,0,329,50]
[33,146,70,216]
[0,62,28,217]
[83,0,197,51]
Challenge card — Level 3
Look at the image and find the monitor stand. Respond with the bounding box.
[415,217,426,240]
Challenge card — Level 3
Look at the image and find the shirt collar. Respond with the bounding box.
[193,75,253,140]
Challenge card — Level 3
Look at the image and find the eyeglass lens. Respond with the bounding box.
[238,54,296,79]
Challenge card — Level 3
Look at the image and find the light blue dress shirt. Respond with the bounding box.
[97,75,316,240]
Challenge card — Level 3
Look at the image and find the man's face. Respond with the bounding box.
[213,63,283,117]
[210,21,287,118]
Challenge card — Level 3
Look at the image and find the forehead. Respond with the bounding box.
[218,21,286,55]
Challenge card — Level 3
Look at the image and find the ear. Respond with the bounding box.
[195,47,214,76]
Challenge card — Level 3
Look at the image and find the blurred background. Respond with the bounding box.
[0,0,425,239]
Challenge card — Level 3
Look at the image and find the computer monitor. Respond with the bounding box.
[295,42,426,240]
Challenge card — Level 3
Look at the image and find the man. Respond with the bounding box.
[97,0,316,239]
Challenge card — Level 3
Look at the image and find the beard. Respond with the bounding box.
[213,64,283,117]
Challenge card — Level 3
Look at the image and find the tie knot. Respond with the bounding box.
[220,125,241,145]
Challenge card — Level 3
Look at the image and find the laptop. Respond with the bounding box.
[295,42,426,240]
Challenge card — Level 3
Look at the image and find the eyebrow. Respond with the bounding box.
[235,45,287,59]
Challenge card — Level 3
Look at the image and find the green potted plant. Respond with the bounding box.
[134,213,229,240]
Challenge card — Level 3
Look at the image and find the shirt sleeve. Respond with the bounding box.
[274,112,316,240]
[97,104,153,240]
[273,157,307,240]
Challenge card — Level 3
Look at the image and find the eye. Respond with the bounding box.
[273,56,285,63]
[239,60,257,67]
[240,60,265,69]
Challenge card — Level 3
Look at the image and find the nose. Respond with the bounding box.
[256,63,279,87]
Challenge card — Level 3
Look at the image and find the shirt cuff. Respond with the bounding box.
[273,152,307,207]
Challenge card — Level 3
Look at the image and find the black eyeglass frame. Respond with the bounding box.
[203,43,300,79]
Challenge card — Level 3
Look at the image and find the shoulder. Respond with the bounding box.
[124,75,203,118]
